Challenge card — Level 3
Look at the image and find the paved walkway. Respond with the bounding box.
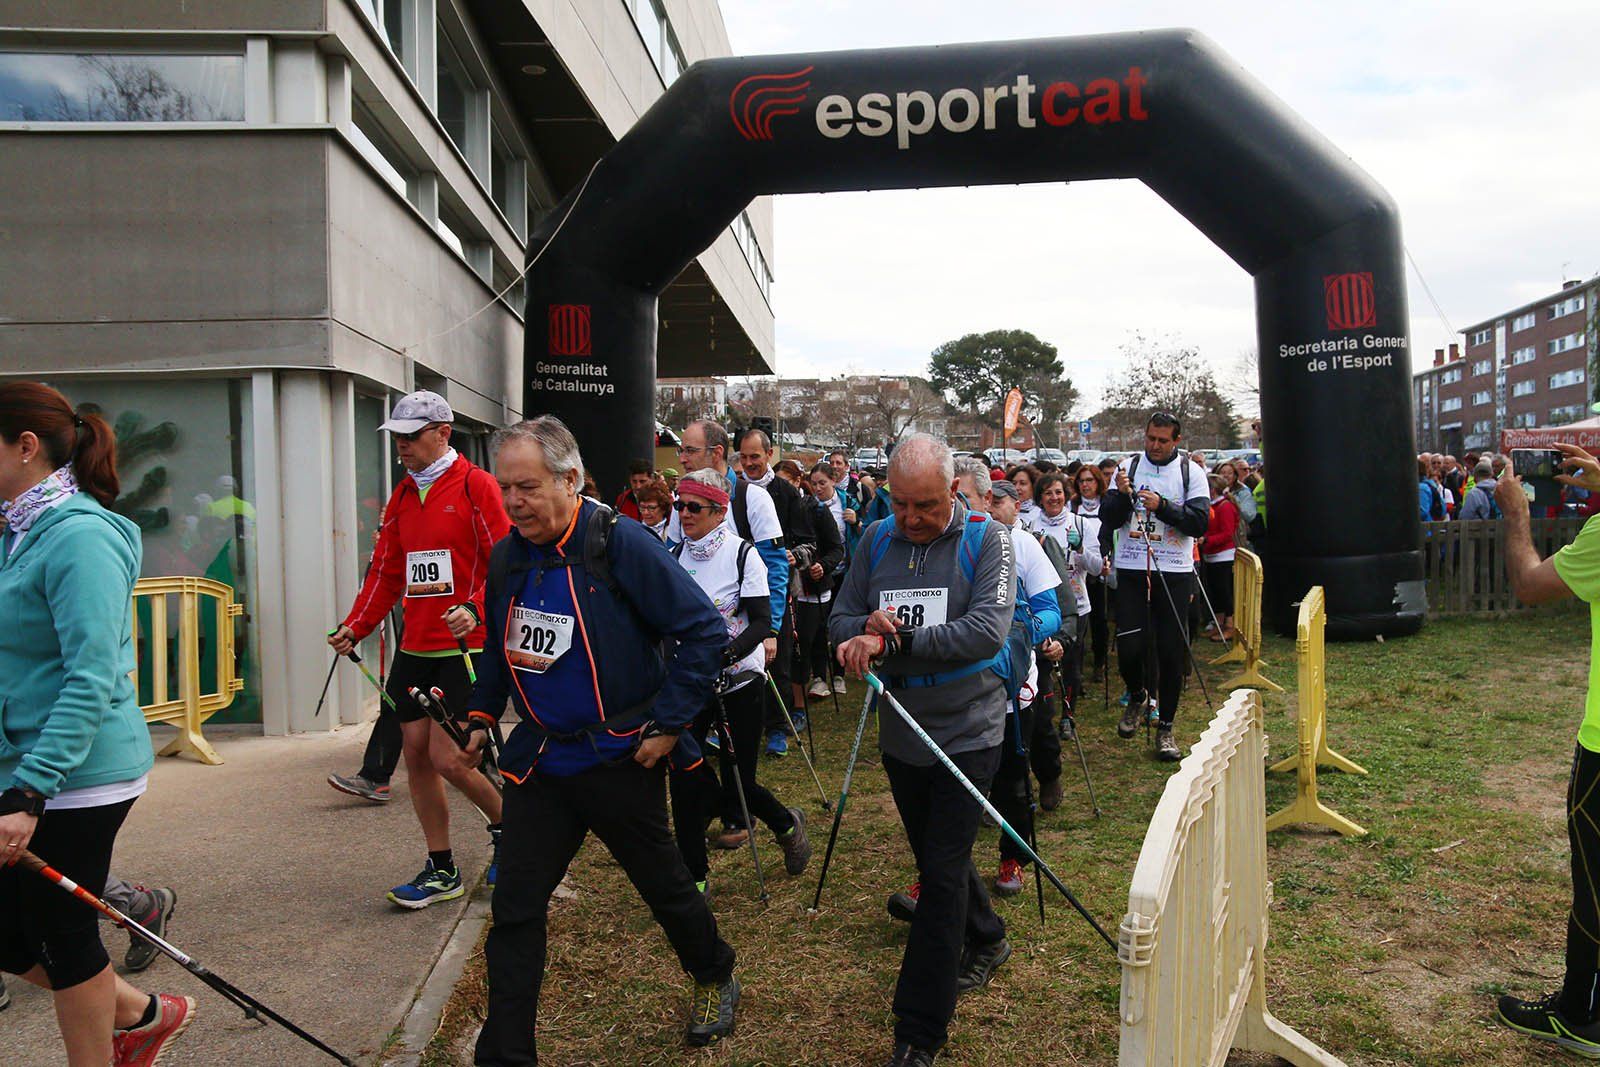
[5,721,493,1066]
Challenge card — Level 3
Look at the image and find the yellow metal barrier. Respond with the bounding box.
[131,577,244,766]
[1119,689,1345,1067]
[1211,548,1283,692]
[1265,586,1368,836]
[1120,687,1344,1062]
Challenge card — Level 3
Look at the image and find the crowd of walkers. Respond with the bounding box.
[1419,450,1600,521]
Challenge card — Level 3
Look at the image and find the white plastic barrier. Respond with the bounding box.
[1118,689,1345,1067]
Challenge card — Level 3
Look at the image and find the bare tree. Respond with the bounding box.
[866,376,943,444]
[1223,348,1261,416]
[1100,332,1242,447]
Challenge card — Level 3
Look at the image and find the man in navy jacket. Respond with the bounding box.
[464,416,739,1066]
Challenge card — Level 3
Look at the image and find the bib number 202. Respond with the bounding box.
[518,623,559,654]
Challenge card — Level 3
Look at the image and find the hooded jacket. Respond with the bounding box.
[0,494,153,797]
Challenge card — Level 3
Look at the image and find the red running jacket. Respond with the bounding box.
[1201,494,1241,559]
[342,455,511,652]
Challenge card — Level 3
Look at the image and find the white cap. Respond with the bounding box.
[380,390,454,434]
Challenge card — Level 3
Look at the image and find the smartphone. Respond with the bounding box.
[1512,448,1565,480]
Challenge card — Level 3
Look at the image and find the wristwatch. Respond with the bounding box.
[895,623,917,657]
[0,787,45,818]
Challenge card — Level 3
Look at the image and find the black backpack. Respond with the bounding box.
[487,504,655,638]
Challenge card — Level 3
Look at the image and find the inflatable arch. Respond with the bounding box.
[523,30,1423,637]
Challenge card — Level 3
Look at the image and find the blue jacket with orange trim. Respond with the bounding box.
[467,498,726,778]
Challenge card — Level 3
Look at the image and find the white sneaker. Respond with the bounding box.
[832,675,846,695]
[807,678,830,699]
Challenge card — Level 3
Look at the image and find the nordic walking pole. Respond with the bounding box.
[766,672,831,811]
[12,849,356,1065]
[412,687,503,804]
[809,686,875,913]
[335,640,397,712]
[312,654,338,719]
[1055,662,1101,817]
[865,672,1117,951]
[711,678,768,903]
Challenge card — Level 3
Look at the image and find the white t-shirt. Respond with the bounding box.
[1009,524,1058,711]
[1112,453,1209,574]
[667,471,784,546]
[674,529,770,691]
[1034,508,1101,615]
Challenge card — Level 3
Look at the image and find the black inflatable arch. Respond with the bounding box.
[523,29,1423,637]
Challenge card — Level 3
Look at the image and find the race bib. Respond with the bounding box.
[878,587,948,628]
[506,607,575,673]
[405,549,454,598]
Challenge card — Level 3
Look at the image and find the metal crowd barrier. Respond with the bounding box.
[1119,688,1345,1067]
[131,576,244,766]
[1265,586,1368,837]
[1210,548,1283,693]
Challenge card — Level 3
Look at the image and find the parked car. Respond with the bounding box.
[1028,447,1068,466]
[852,447,888,476]
[982,448,1027,469]
[1067,449,1102,465]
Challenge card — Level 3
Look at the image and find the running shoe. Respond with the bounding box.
[887,882,920,922]
[386,860,465,909]
[487,826,503,889]
[992,859,1024,897]
[807,678,830,699]
[1497,991,1600,1059]
[832,675,847,696]
[957,938,1013,993]
[766,731,788,758]
[1118,693,1147,738]
[887,1043,936,1066]
[685,974,740,1047]
[124,886,177,973]
[710,824,749,850]
[1155,727,1182,762]
[776,808,812,875]
[113,993,195,1067]
[791,711,809,735]
[327,772,391,803]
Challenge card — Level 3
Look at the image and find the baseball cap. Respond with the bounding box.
[380,390,454,434]
[990,480,1020,501]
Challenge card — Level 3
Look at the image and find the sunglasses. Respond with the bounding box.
[396,424,437,443]
[673,500,720,515]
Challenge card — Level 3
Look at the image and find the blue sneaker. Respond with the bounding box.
[487,827,503,890]
[791,712,809,735]
[386,860,464,910]
[766,731,788,758]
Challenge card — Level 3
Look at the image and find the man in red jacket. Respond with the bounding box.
[327,391,511,908]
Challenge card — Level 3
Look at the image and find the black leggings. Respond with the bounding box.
[792,599,832,685]
[1114,568,1193,726]
[670,680,794,881]
[0,798,135,989]
[1085,579,1109,673]
[992,706,1036,866]
[1564,744,1600,1021]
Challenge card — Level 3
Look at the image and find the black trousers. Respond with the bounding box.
[1114,568,1194,726]
[1084,578,1109,674]
[883,746,1006,1052]
[475,761,736,1067]
[1564,744,1600,1021]
[992,707,1035,866]
[792,598,832,685]
[671,681,795,880]
[0,798,134,989]
[765,602,796,734]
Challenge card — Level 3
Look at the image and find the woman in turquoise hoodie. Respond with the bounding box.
[0,382,193,1067]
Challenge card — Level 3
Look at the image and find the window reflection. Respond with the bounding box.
[0,52,244,122]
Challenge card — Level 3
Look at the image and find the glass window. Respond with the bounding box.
[436,28,471,155]
[1471,359,1491,376]
[1440,397,1462,412]
[1550,333,1584,355]
[1511,346,1536,365]
[1470,328,1493,346]
[357,0,407,61]
[1511,379,1536,397]
[436,214,465,257]
[1551,295,1587,319]
[0,51,244,122]
[490,124,517,218]
[350,101,414,199]
[1470,391,1491,405]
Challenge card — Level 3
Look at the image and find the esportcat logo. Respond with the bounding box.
[729,66,814,141]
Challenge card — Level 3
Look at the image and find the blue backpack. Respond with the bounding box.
[866,514,1032,699]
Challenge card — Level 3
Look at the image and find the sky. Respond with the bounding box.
[717,1,1600,413]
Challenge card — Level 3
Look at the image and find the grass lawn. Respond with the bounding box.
[423,604,1594,1066]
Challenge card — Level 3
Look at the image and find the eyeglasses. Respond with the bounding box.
[673,500,719,515]
[675,445,706,457]
[396,424,437,443]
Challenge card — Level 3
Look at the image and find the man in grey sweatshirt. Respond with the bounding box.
[830,435,1017,1067]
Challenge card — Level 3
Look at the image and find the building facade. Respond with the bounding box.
[0,0,774,734]
[1414,277,1597,455]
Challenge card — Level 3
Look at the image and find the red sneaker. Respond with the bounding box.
[114,993,195,1067]
[887,881,920,922]
[993,859,1024,897]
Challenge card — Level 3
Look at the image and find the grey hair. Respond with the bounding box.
[490,415,585,485]
[887,433,953,484]
[953,456,992,499]
[680,468,727,495]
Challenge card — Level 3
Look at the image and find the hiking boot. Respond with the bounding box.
[487,826,503,889]
[1497,991,1600,1059]
[1039,777,1064,812]
[887,1042,937,1066]
[766,731,788,758]
[887,882,920,923]
[386,860,465,910]
[808,677,830,699]
[124,886,176,973]
[833,675,847,696]
[685,974,739,1047]
[711,824,749,850]
[957,938,1013,993]
[327,772,391,803]
[113,993,196,1067]
[993,859,1024,897]
[1118,692,1147,738]
[1155,727,1182,762]
[777,808,812,876]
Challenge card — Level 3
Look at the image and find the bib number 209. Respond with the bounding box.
[404,549,454,598]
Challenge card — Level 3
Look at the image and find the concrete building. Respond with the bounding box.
[1414,276,1597,454]
[0,0,775,734]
